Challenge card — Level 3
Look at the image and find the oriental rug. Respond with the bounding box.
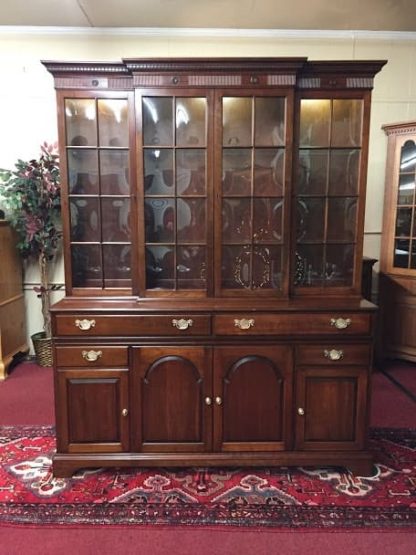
[0,426,415,529]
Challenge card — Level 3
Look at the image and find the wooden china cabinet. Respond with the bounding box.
[379,121,416,361]
[43,57,386,477]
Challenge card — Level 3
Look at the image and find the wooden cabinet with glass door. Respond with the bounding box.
[44,58,385,477]
[379,121,416,361]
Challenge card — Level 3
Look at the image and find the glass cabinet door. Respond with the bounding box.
[392,139,416,269]
[141,94,209,292]
[65,94,133,290]
[219,94,287,293]
[294,98,363,289]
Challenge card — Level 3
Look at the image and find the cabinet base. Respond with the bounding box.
[53,451,375,478]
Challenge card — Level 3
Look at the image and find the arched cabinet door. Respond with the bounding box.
[131,346,212,452]
[213,346,293,452]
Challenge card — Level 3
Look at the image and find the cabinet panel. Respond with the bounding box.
[214,312,371,336]
[132,346,212,452]
[213,346,293,451]
[56,368,129,453]
[55,314,211,336]
[295,366,367,450]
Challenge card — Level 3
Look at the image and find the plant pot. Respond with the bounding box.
[31,332,53,367]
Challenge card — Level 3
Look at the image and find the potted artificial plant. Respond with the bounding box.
[0,143,61,366]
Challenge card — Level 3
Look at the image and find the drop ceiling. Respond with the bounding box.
[0,0,415,32]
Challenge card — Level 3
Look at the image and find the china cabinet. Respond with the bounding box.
[0,220,28,379]
[379,121,416,361]
[43,57,385,477]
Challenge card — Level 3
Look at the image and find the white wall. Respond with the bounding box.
[0,28,415,347]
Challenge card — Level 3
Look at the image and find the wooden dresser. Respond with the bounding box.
[0,220,28,379]
[43,57,385,477]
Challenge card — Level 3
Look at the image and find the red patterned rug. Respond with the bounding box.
[0,426,415,529]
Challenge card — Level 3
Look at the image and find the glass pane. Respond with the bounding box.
[294,245,324,286]
[400,140,416,173]
[332,100,363,147]
[254,149,284,196]
[411,242,416,269]
[326,244,354,286]
[296,198,325,242]
[71,245,102,287]
[146,246,174,289]
[398,174,415,205]
[177,246,206,289]
[223,97,252,147]
[145,198,175,243]
[327,198,357,242]
[328,149,360,196]
[394,239,410,268]
[177,199,206,243]
[98,99,128,148]
[101,198,131,242]
[299,99,331,147]
[297,149,328,195]
[68,149,99,194]
[222,246,246,289]
[222,149,252,195]
[253,198,283,243]
[142,97,173,146]
[176,97,206,147]
[144,149,174,195]
[253,246,282,290]
[100,150,130,195]
[222,198,252,242]
[255,97,285,146]
[395,207,412,237]
[70,198,100,242]
[103,244,131,287]
[176,149,206,195]
[65,99,97,147]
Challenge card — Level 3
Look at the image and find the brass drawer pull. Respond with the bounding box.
[172,318,193,330]
[324,349,344,361]
[297,407,305,416]
[121,408,128,417]
[75,318,96,331]
[330,317,351,330]
[234,318,255,330]
[82,350,102,362]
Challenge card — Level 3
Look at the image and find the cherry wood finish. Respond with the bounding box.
[43,57,385,478]
[0,221,28,379]
[379,121,416,361]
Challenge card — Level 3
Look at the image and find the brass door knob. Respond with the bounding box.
[297,407,305,416]
[204,397,212,406]
[324,349,344,361]
[215,396,222,406]
[121,408,128,417]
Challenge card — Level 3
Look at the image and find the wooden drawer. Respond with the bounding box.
[213,313,371,336]
[296,344,371,366]
[55,346,128,367]
[54,314,211,337]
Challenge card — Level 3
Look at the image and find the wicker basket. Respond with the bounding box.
[31,332,53,367]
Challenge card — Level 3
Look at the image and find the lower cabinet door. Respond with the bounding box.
[295,367,368,450]
[132,346,212,453]
[56,368,130,453]
[213,346,293,452]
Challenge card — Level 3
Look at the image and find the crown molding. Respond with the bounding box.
[0,26,416,41]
